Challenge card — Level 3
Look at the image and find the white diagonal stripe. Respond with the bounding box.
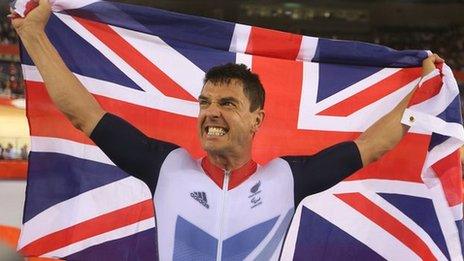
[31,136,114,166]
[312,68,406,112]
[22,65,199,117]
[304,193,420,260]
[362,191,447,260]
[110,25,205,99]
[297,61,425,132]
[54,12,161,96]
[42,218,155,258]
[18,177,152,248]
[325,180,431,198]
[326,179,463,260]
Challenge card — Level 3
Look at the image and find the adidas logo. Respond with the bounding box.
[190,192,209,209]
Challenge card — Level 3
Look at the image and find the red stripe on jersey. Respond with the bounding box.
[73,16,197,102]
[318,68,421,117]
[432,150,463,206]
[20,199,154,256]
[246,27,302,60]
[201,157,257,190]
[336,193,437,260]
[408,75,442,107]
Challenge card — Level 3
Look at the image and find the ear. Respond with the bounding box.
[251,109,265,133]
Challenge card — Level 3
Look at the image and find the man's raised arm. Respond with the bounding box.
[354,54,444,166]
[11,0,105,136]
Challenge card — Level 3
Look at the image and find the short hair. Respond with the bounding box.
[203,63,265,112]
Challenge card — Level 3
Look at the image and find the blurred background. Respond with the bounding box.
[0,0,463,259]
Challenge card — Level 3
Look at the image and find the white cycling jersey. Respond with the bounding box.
[155,148,294,260]
[90,113,362,260]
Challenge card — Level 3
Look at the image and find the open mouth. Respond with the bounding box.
[205,126,229,136]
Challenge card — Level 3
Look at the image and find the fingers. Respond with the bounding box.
[38,0,51,9]
[9,0,52,33]
[8,7,19,19]
[8,7,22,24]
[421,53,445,77]
[36,0,52,16]
[7,13,21,20]
[434,54,444,63]
[426,53,445,64]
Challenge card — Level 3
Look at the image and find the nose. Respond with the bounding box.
[202,102,221,118]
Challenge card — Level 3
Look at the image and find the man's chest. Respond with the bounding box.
[153,150,295,260]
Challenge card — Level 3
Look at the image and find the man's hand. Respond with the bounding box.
[422,53,444,77]
[10,0,51,37]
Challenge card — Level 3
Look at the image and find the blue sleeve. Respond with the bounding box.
[90,113,179,194]
[283,141,363,205]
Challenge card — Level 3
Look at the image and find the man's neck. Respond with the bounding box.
[206,151,252,171]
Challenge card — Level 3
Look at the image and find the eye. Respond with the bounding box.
[199,99,209,107]
[221,101,235,107]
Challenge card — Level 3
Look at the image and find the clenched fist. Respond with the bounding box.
[10,0,51,38]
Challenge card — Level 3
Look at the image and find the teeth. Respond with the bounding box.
[207,127,226,136]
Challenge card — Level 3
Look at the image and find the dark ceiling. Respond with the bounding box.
[112,0,464,36]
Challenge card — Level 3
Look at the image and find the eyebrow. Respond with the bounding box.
[197,96,240,104]
[219,97,239,103]
[220,97,238,102]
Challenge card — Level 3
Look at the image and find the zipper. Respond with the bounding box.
[216,170,230,261]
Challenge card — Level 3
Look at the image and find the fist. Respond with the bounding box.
[10,0,51,37]
[422,53,444,77]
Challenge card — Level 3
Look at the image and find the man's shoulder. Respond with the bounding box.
[255,157,294,186]
[164,147,191,160]
[259,157,293,172]
[162,147,200,169]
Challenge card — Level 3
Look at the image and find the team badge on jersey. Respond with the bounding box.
[249,181,262,208]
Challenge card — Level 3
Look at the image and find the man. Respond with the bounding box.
[12,0,443,260]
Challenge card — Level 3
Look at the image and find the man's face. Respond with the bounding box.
[198,79,264,156]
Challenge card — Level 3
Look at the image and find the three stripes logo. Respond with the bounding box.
[190,191,209,209]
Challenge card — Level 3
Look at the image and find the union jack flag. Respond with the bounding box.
[13,0,463,259]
